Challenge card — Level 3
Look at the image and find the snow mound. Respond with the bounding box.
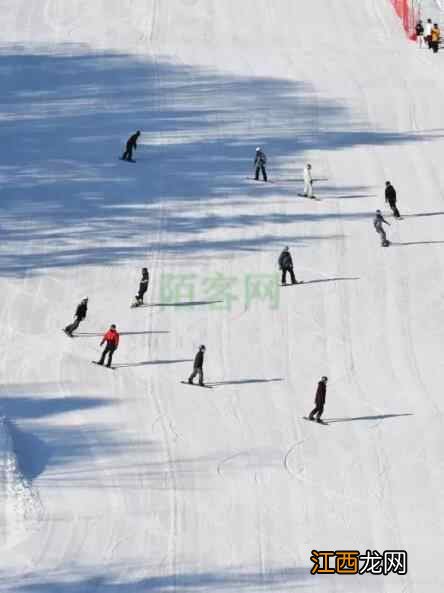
[0,416,43,548]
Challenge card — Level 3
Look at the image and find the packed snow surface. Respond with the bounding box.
[1,1,444,591]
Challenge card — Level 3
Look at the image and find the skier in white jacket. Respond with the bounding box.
[303,163,313,198]
[425,18,433,49]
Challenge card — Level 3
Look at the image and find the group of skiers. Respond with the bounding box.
[416,19,441,53]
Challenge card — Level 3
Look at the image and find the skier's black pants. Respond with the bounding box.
[281,268,297,284]
[388,200,400,218]
[432,41,439,53]
[136,284,148,302]
[255,165,267,181]
[309,403,324,421]
[99,343,116,367]
[65,317,81,335]
[122,146,134,161]
[189,366,204,385]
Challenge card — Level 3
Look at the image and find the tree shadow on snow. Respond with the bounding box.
[0,44,442,276]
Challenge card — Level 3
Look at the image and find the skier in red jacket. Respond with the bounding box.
[97,324,120,367]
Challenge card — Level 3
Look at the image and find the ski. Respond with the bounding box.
[302,416,329,425]
[62,329,74,338]
[180,381,212,389]
[91,361,116,370]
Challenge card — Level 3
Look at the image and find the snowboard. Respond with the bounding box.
[297,193,321,201]
[180,381,212,389]
[280,281,304,286]
[91,361,116,370]
[245,177,273,184]
[382,240,390,247]
[119,157,136,163]
[62,329,74,338]
[302,416,329,425]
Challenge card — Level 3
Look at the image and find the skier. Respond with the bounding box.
[121,130,141,162]
[97,324,120,367]
[415,20,424,48]
[308,376,328,423]
[385,181,401,219]
[188,345,206,386]
[425,18,433,49]
[64,297,88,337]
[374,209,390,247]
[133,267,149,307]
[431,23,441,53]
[278,246,299,285]
[254,147,268,182]
[303,163,313,198]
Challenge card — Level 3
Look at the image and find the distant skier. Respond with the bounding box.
[254,147,268,181]
[278,246,299,285]
[385,181,401,219]
[97,324,120,367]
[121,130,141,162]
[133,267,149,307]
[431,23,441,53]
[303,163,313,198]
[188,345,206,386]
[308,376,328,423]
[415,20,424,48]
[64,297,88,337]
[374,209,390,247]
[425,18,433,49]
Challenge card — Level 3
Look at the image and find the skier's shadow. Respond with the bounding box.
[75,330,170,337]
[302,277,359,285]
[327,413,413,424]
[394,240,444,247]
[207,378,283,386]
[114,359,192,368]
[149,300,224,307]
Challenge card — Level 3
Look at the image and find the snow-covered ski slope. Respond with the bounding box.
[1,0,444,591]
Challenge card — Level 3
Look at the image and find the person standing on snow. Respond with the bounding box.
[278,246,299,285]
[425,18,433,49]
[64,297,88,337]
[97,324,120,367]
[121,130,141,162]
[188,345,206,386]
[415,20,424,48]
[254,147,268,181]
[431,23,441,53]
[385,181,401,219]
[374,209,390,247]
[308,376,328,423]
[133,267,149,307]
[303,163,314,198]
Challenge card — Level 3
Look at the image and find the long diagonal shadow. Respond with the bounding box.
[149,300,223,307]
[74,331,169,337]
[393,241,444,247]
[302,277,359,285]
[327,413,413,424]
[114,359,193,368]
[207,378,283,386]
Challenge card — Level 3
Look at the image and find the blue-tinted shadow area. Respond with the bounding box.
[0,44,440,276]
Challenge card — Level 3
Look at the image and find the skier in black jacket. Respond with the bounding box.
[385,181,401,218]
[308,376,328,422]
[121,130,141,162]
[64,298,88,336]
[133,267,149,306]
[278,246,299,285]
[188,345,206,386]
